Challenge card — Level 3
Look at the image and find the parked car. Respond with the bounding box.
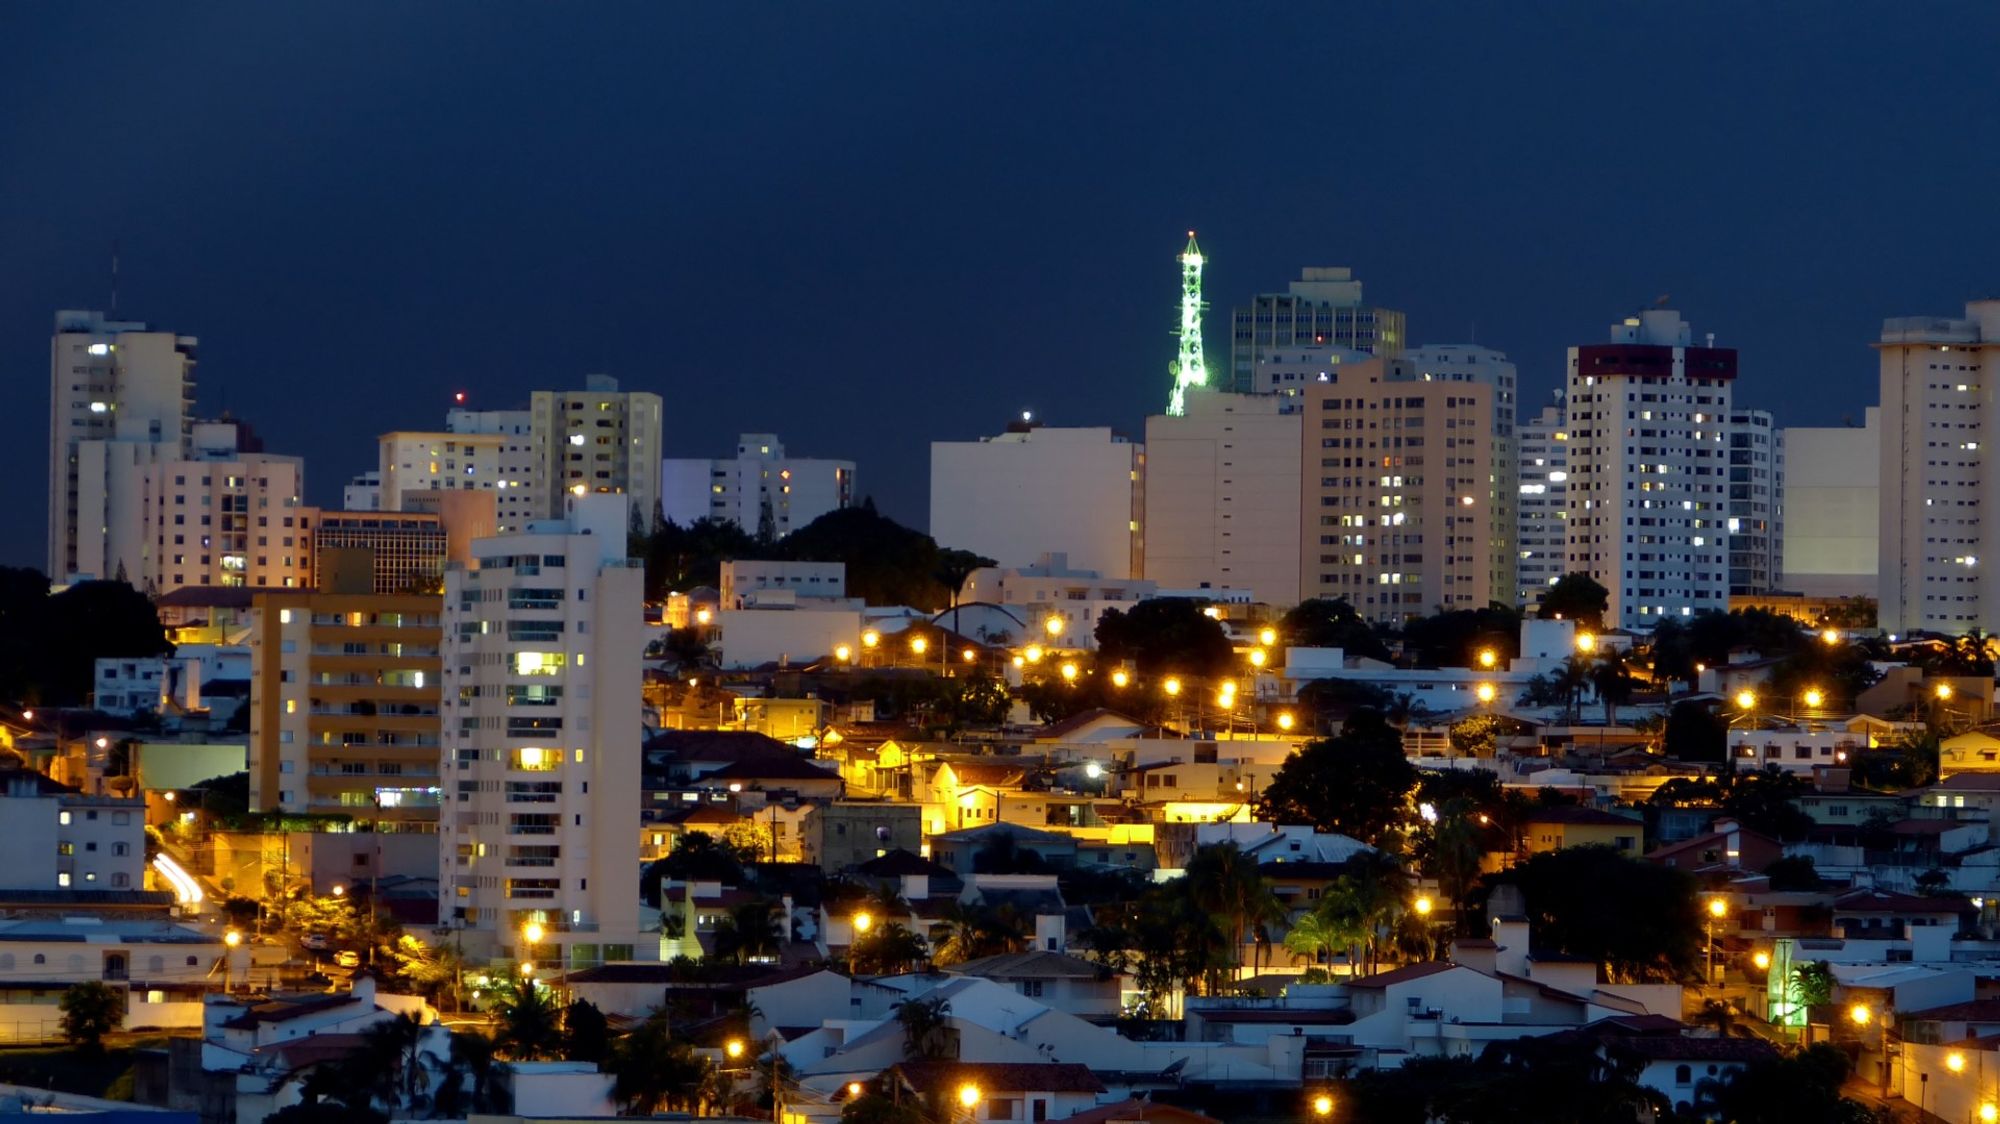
[301,932,331,951]
[333,950,360,968]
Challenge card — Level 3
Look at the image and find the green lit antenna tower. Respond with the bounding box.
[1166,230,1209,416]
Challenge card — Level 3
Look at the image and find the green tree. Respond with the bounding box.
[1763,855,1823,891]
[849,923,930,976]
[895,996,954,1061]
[1398,604,1522,670]
[1184,843,1285,987]
[1255,709,1416,845]
[1448,713,1508,758]
[641,830,756,905]
[778,503,955,608]
[933,548,997,638]
[1663,700,1727,763]
[1280,598,1390,661]
[563,998,610,1063]
[635,516,761,600]
[1702,1042,1879,1124]
[842,1092,926,1124]
[605,1012,716,1114]
[1093,599,1235,679]
[1496,846,1701,982]
[492,969,563,1061]
[58,981,122,1055]
[710,899,784,964]
[1535,574,1609,630]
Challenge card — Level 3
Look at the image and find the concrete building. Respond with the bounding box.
[246,591,444,827]
[342,471,381,512]
[1877,304,2000,635]
[1227,267,1405,394]
[93,656,202,717]
[312,511,449,595]
[660,433,856,538]
[719,560,847,608]
[1727,409,1784,596]
[1406,344,1520,608]
[1143,389,1302,606]
[140,421,312,595]
[1298,358,1505,623]
[446,406,537,532]
[1246,343,1371,409]
[529,376,663,531]
[930,424,1144,580]
[1517,397,1570,608]
[48,310,197,584]
[0,768,146,891]
[958,553,1159,648]
[439,496,648,967]
[378,430,505,515]
[800,802,924,872]
[1781,409,1879,598]
[1564,310,1735,630]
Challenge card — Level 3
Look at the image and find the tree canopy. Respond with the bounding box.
[1492,846,1700,983]
[1093,598,1235,679]
[1535,573,1609,629]
[1255,709,1416,846]
[0,571,172,705]
[1280,598,1390,661]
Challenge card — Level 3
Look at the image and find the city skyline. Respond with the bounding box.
[7,5,2000,569]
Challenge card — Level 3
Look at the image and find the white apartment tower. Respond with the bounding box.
[1726,409,1784,596]
[439,496,647,968]
[659,433,856,538]
[530,377,663,531]
[141,421,313,594]
[1564,310,1734,631]
[1517,397,1570,608]
[1406,345,1520,606]
[931,424,1145,580]
[1877,303,2000,635]
[48,310,196,582]
[1143,389,1303,605]
[448,408,538,532]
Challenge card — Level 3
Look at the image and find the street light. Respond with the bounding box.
[1576,633,1597,653]
[853,912,872,935]
[1060,662,1079,683]
[1475,683,1497,704]
[1312,1093,1334,1118]
[1024,645,1044,663]
[1802,687,1825,709]
[1948,1051,1966,1074]
[910,636,928,656]
[846,1082,864,1099]
[961,648,976,663]
[331,884,347,898]
[1734,689,1756,711]
[1248,649,1267,668]
[862,630,880,649]
[1414,896,1433,917]
[1276,711,1295,732]
[1752,950,1770,971]
[958,1083,981,1112]
[1163,677,1181,697]
[1848,1002,1872,1026]
[1044,616,1065,639]
[725,1038,745,1060]
[1110,669,1130,688]
[1259,627,1278,647]
[835,644,853,663]
[1981,1102,1997,1124]
[1477,648,1498,669]
[1937,683,1956,701]
[1821,628,1840,645]
[1706,899,1728,986]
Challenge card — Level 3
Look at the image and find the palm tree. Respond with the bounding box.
[350,1012,427,1113]
[1184,843,1285,992]
[895,996,954,1061]
[605,1012,714,1115]
[712,899,784,964]
[1557,655,1592,725]
[933,548,995,635]
[1691,998,1751,1038]
[1588,650,1635,726]
[1430,799,1485,930]
[427,1030,506,1118]
[1384,692,1429,730]
[492,968,563,1061]
[1280,911,1345,968]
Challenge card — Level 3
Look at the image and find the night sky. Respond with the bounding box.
[5,4,1999,569]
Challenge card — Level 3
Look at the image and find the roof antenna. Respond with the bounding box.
[109,239,120,316]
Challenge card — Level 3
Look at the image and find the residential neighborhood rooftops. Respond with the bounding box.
[1345,961,1459,989]
[890,1060,1107,1095]
[949,951,1107,979]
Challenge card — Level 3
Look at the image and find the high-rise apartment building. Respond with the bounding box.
[48,310,197,582]
[530,376,663,531]
[1516,398,1570,608]
[248,590,444,827]
[1877,303,2000,635]
[1406,345,1520,606]
[660,433,856,538]
[439,497,646,967]
[1726,409,1784,596]
[931,425,1145,580]
[1564,310,1734,630]
[379,431,506,513]
[1782,409,1878,598]
[313,512,450,594]
[140,421,312,595]
[447,408,537,532]
[1298,358,1504,623]
[1143,389,1302,605]
[1228,268,1404,394]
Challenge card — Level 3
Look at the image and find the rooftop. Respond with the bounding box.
[890,1060,1107,1096]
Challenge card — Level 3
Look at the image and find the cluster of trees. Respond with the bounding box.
[1647,767,1815,840]
[0,569,170,706]
[631,502,993,610]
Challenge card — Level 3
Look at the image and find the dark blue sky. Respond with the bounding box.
[5,4,1997,567]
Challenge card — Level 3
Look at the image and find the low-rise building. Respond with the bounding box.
[800,802,923,873]
[0,768,147,892]
[1522,806,1645,856]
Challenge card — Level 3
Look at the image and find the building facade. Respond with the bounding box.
[659,433,855,538]
[1227,268,1405,394]
[0,770,146,892]
[48,310,197,583]
[529,376,663,530]
[140,421,312,595]
[379,431,506,515]
[1781,408,1879,598]
[1298,358,1503,623]
[438,497,647,967]
[1516,397,1570,608]
[313,512,450,595]
[1726,409,1784,597]
[247,592,444,827]
[446,407,537,532]
[930,424,1144,580]
[1406,344,1520,608]
[1877,304,2000,636]
[1564,310,1735,630]
[1142,389,1302,606]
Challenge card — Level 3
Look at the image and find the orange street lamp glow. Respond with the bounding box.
[1849,1003,1872,1026]
[1477,648,1498,669]
[1163,677,1182,697]
[1475,683,1496,704]
[1312,1093,1334,1118]
[1110,669,1130,688]
[1734,689,1756,711]
[1060,662,1079,682]
[862,630,880,649]
[1414,896,1433,916]
[853,912,872,934]
[835,644,853,663]
[1752,950,1770,971]
[1249,648,1267,668]
[1045,616,1065,638]
[1707,898,1728,919]
[1948,1051,1966,1074]
[910,636,928,655]
[1821,628,1840,645]
[1576,633,1597,653]
[1276,711,1295,731]
[962,647,976,663]
[1803,687,1825,708]
[1024,645,1044,663]
[725,1038,745,1059]
[1259,627,1278,647]
[958,1084,981,1109]
[847,1082,864,1099]
[1938,683,1956,701]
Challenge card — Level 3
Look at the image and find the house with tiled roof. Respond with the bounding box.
[946,951,1121,1018]
[887,1060,1106,1121]
[1522,805,1645,856]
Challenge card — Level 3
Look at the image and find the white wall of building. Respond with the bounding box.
[1143,389,1302,606]
[1517,398,1569,608]
[1782,408,1879,598]
[931,426,1143,580]
[660,433,855,537]
[716,607,862,669]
